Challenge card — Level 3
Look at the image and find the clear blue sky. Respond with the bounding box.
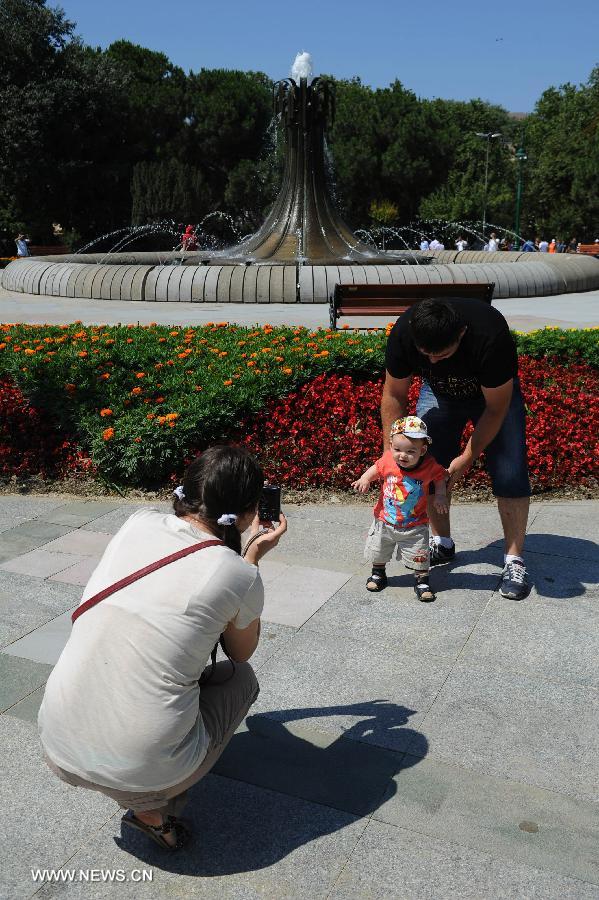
[57,0,598,113]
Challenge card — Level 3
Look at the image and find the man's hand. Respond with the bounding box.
[447,453,473,492]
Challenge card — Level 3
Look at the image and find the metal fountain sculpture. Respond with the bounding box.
[2,53,599,301]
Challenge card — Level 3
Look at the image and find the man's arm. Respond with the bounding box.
[447,378,513,490]
[381,372,412,450]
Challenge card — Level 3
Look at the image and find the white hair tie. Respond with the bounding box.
[217,513,238,526]
[173,486,185,500]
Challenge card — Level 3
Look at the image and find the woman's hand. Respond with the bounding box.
[243,512,287,566]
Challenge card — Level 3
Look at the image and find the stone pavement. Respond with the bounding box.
[1,494,598,899]
[1,283,598,332]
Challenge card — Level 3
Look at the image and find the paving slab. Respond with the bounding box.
[527,502,599,562]
[36,501,121,528]
[376,753,599,886]
[4,683,46,724]
[0,716,117,900]
[213,715,411,816]
[2,521,74,542]
[0,654,53,712]
[302,570,492,662]
[329,820,599,900]
[0,548,85,578]
[3,609,75,666]
[260,563,352,627]
[30,775,365,900]
[460,596,599,687]
[411,664,599,803]
[40,530,112,556]
[0,573,81,649]
[48,556,100,586]
[79,502,161,534]
[510,549,599,603]
[253,628,447,754]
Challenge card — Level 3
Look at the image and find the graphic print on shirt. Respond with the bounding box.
[383,473,423,527]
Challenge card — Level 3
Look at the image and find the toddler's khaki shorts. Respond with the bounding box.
[364,519,429,571]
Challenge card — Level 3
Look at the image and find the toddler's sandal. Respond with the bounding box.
[414,581,436,602]
[366,572,387,592]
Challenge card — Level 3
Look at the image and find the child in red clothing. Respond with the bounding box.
[352,416,448,601]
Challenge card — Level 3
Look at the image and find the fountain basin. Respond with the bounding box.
[3,251,599,302]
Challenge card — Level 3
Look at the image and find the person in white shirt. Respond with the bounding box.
[420,239,430,251]
[429,238,444,251]
[39,446,287,851]
[455,237,468,252]
[538,239,549,252]
[486,233,499,252]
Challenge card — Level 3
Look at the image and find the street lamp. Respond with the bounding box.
[513,146,527,247]
[475,132,502,242]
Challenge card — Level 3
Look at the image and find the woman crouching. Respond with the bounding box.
[38,446,286,850]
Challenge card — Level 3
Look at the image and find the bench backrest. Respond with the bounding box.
[29,245,70,256]
[577,244,599,255]
[332,282,493,324]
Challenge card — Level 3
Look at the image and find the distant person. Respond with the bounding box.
[568,237,578,253]
[548,238,556,254]
[181,225,198,251]
[420,238,430,251]
[521,238,536,252]
[429,238,443,251]
[15,233,30,257]
[538,238,549,252]
[486,233,499,252]
[455,236,468,252]
[352,416,448,602]
[556,239,566,253]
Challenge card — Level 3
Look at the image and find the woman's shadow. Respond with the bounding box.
[116,700,428,875]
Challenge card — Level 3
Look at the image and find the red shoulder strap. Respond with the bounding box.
[71,539,224,624]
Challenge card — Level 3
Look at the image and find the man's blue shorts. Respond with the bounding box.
[416,378,531,498]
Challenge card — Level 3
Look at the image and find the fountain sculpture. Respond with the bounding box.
[3,54,599,302]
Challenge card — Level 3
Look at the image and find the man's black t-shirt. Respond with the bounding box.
[385,298,518,399]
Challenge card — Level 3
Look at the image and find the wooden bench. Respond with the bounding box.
[576,244,599,257]
[28,245,70,256]
[330,282,495,330]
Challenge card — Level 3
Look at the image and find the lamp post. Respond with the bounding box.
[475,132,502,243]
[513,146,527,248]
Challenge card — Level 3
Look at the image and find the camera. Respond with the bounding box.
[259,483,281,522]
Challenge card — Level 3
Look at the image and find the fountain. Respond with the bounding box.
[3,54,599,302]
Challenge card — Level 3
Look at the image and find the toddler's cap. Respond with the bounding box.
[390,416,432,444]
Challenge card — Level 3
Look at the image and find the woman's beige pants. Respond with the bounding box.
[45,661,259,817]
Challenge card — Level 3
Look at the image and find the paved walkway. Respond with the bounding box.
[1,495,598,898]
[1,284,598,331]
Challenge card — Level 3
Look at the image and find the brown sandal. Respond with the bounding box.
[121,810,190,851]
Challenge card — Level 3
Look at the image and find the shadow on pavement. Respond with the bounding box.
[115,700,427,875]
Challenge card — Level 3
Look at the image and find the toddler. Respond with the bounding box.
[352,416,448,601]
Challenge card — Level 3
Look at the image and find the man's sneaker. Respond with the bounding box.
[429,539,456,567]
[500,559,530,600]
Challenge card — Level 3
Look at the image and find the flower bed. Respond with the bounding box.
[0,323,596,491]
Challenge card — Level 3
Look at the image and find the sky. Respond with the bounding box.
[57,0,598,113]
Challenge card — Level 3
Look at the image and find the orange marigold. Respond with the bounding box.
[100,408,112,417]
[100,373,110,380]
[135,372,145,379]
[223,379,233,386]
[102,427,114,441]
[130,386,142,395]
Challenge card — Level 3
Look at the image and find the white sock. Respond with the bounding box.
[433,535,454,549]
[505,554,524,566]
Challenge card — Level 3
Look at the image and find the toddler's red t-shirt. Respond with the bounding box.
[373,450,447,528]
